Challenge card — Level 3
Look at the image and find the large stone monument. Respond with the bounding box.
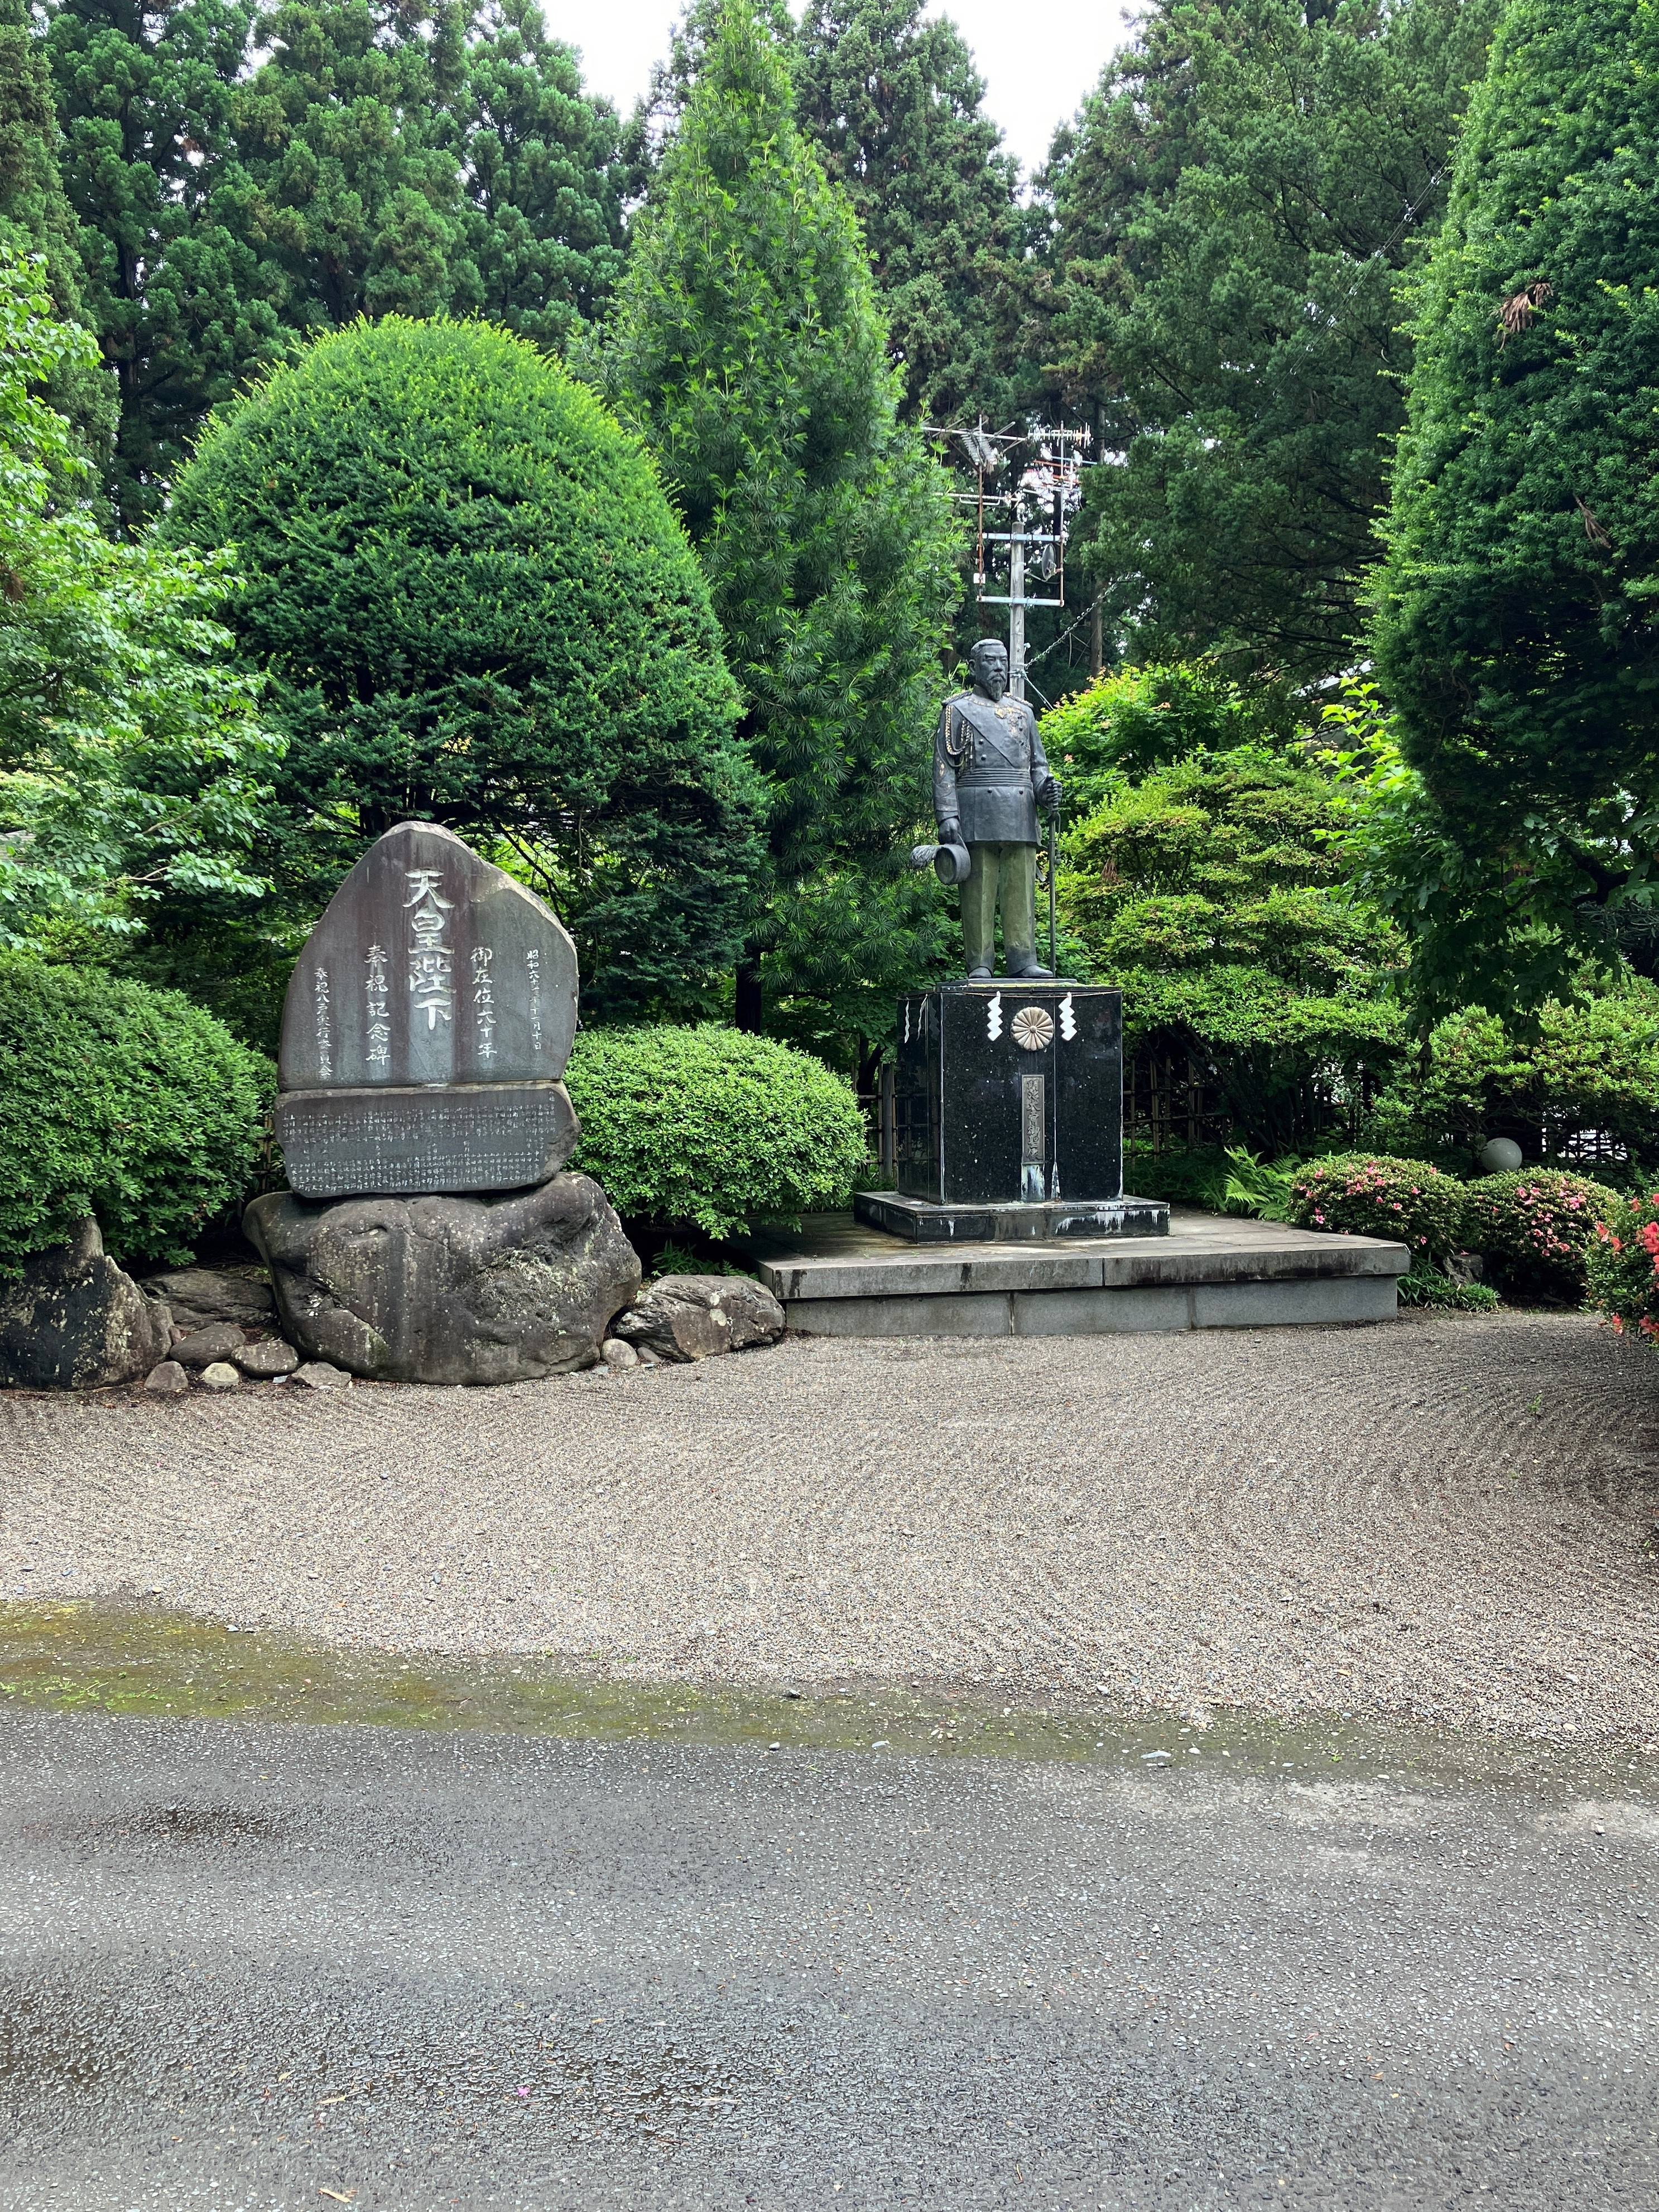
[245,822,638,1382]
[271,820,580,1197]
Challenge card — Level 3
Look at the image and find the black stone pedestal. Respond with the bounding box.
[862,980,1168,1239]
[854,1189,1168,1243]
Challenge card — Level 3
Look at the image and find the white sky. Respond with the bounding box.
[540,0,1141,177]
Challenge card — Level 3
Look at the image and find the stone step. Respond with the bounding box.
[738,1209,1410,1338]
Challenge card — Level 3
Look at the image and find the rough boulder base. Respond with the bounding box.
[615,1274,785,1363]
[140,1266,275,1334]
[244,1175,642,1386]
[0,1222,171,1390]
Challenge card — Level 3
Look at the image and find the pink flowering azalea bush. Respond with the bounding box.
[1461,1170,1619,1301]
[1585,1191,1659,1344]
[1285,1153,1466,1261]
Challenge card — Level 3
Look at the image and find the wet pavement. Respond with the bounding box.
[1,1639,1656,2209]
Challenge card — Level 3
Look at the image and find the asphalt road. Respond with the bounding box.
[2,1711,1656,2210]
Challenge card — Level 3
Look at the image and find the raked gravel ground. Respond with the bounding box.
[3,1309,1659,1742]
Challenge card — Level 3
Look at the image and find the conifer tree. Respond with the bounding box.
[794,0,1019,425]
[1368,0,1659,1005]
[1042,0,1498,684]
[45,0,270,522]
[610,0,958,1041]
[453,0,625,350]
[45,0,625,523]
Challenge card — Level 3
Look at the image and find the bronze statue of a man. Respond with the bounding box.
[934,638,1062,980]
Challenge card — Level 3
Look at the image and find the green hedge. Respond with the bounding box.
[1365,985,1659,1174]
[0,955,272,1273]
[566,1025,868,1237]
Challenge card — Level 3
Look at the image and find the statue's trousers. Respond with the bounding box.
[960,841,1037,973]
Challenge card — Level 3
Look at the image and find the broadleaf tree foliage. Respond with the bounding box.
[609,0,959,1052]
[0,248,280,953]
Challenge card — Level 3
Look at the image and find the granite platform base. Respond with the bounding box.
[739,1209,1410,1337]
[854,1189,1169,1242]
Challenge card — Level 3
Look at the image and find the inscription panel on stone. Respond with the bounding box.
[277,1083,577,1199]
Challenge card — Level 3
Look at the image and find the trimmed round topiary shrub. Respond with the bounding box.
[1586,1190,1659,1345]
[1460,1169,1620,1302]
[0,955,272,1275]
[1286,1152,1466,1261]
[164,316,763,1021]
[565,1025,869,1237]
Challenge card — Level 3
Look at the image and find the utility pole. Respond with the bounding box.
[933,422,1088,698]
[1089,401,1105,679]
[1008,513,1026,700]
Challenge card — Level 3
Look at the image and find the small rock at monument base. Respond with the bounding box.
[172,1320,247,1368]
[600,1337,639,1369]
[198,1360,241,1391]
[233,1338,300,1378]
[615,1275,784,1363]
[292,1360,352,1391]
[143,1359,190,1396]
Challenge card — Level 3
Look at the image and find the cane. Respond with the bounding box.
[1046,802,1059,977]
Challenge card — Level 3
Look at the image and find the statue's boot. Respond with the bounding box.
[966,965,993,980]
[1004,956,1054,980]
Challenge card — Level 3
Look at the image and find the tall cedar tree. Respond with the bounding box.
[44,0,625,524]
[228,0,474,331]
[793,0,1020,425]
[0,0,113,447]
[1368,0,1659,1011]
[45,0,273,523]
[610,0,958,1048]
[1042,0,1498,685]
[450,0,625,348]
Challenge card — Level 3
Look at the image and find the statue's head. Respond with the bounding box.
[969,636,1008,702]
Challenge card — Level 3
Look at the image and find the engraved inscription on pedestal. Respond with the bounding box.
[276,1083,579,1199]
[1020,1073,1046,1203]
[275,821,584,1199]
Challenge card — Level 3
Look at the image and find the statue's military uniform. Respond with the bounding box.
[934,687,1055,975]
[934,688,1052,845]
